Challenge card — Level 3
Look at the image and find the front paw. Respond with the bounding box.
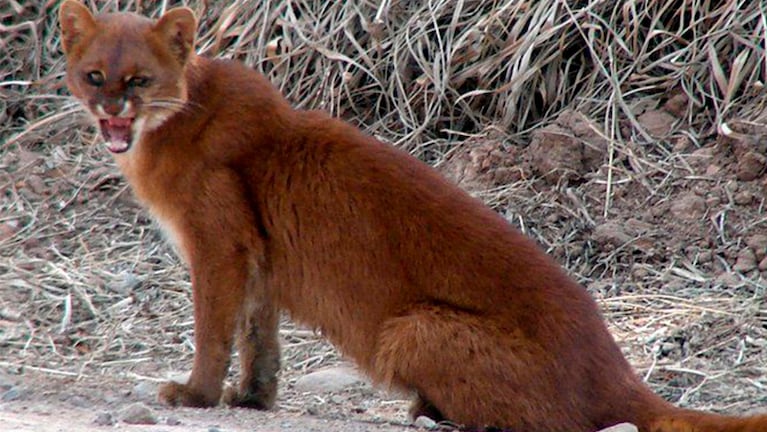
[221,383,275,410]
[158,381,218,407]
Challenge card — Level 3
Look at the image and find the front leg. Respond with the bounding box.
[224,296,280,409]
[158,244,250,407]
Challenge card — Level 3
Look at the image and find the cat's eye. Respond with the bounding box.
[85,71,105,87]
[127,76,151,88]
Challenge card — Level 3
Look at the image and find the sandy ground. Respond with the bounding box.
[0,369,416,432]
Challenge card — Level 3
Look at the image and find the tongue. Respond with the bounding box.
[104,124,131,144]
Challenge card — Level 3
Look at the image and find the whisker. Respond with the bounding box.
[145,98,204,115]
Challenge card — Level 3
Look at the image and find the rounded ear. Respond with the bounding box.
[154,7,197,64]
[59,0,97,55]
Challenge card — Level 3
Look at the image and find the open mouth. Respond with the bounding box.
[98,117,134,153]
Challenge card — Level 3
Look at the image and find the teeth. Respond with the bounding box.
[106,141,130,153]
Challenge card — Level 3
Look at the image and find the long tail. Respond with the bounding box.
[644,408,767,432]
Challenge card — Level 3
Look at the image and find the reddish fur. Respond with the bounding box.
[59,2,766,431]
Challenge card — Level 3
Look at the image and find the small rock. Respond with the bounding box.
[25,175,46,195]
[68,395,90,408]
[734,190,753,205]
[663,92,688,118]
[1,387,22,401]
[527,111,607,184]
[109,271,142,294]
[166,371,191,384]
[747,234,767,260]
[669,194,706,220]
[597,423,639,432]
[305,404,320,415]
[0,307,21,321]
[631,267,649,278]
[166,416,182,426]
[119,402,158,425]
[0,371,17,391]
[659,342,677,356]
[705,196,721,208]
[637,109,676,138]
[132,381,157,399]
[759,256,767,272]
[294,366,363,393]
[705,164,721,176]
[737,151,766,181]
[697,251,713,264]
[413,415,438,429]
[0,221,19,242]
[688,146,714,170]
[93,412,115,426]
[208,427,222,432]
[624,218,652,233]
[734,248,758,273]
[592,222,631,247]
[715,272,741,288]
[724,180,739,193]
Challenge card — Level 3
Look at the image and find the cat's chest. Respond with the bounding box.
[114,153,192,264]
[151,209,190,264]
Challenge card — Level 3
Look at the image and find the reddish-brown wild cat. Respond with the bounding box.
[58,1,765,431]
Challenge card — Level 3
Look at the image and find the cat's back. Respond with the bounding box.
[264,111,579,314]
[190,56,291,116]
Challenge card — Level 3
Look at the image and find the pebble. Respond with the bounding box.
[109,271,142,294]
[696,250,713,264]
[413,415,438,429]
[747,234,767,260]
[592,222,631,247]
[597,423,638,432]
[669,194,706,220]
[733,248,757,273]
[715,272,741,288]
[704,195,721,208]
[736,151,766,181]
[132,381,157,399]
[734,190,753,205]
[0,307,21,321]
[293,366,363,393]
[705,164,721,176]
[166,416,182,426]
[637,109,676,138]
[93,412,115,426]
[119,402,158,425]
[1,387,22,401]
[0,372,17,391]
[759,256,767,272]
[68,395,90,408]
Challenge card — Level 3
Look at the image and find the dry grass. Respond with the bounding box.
[1,0,767,422]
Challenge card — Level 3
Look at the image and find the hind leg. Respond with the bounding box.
[409,394,445,423]
[372,305,588,431]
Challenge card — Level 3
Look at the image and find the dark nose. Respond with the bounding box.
[102,97,125,116]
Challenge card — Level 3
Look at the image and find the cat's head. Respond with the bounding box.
[59,0,197,154]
